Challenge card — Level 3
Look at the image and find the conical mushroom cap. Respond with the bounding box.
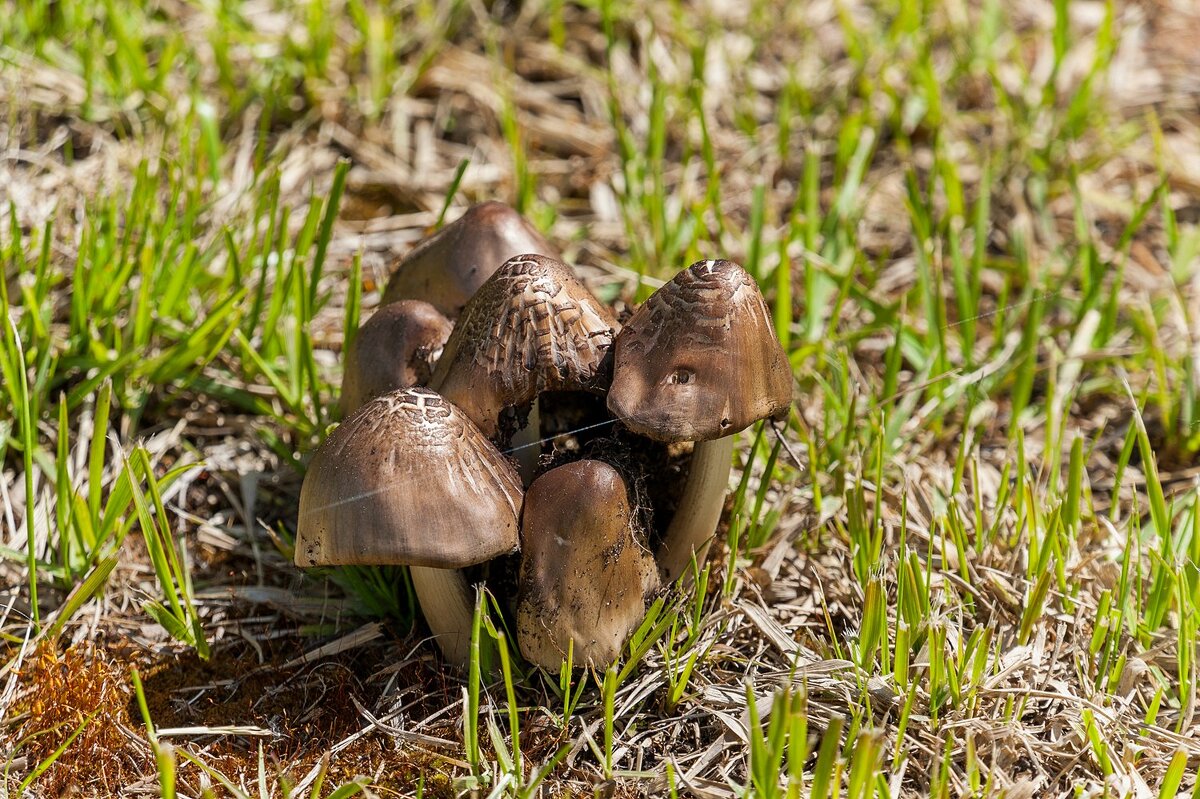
[339,300,453,416]
[382,202,558,319]
[516,459,659,669]
[431,254,619,437]
[296,387,523,569]
[607,259,792,442]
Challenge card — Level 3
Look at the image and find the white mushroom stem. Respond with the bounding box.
[657,436,735,583]
[409,565,476,666]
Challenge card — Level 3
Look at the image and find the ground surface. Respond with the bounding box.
[2,0,1200,796]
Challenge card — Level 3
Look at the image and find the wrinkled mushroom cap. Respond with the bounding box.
[339,300,453,416]
[296,387,523,569]
[431,254,619,437]
[517,459,659,668]
[607,259,792,442]
[382,202,558,319]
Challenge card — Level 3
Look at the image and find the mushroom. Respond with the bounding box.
[607,259,792,582]
[382,202,558,319]
[295,387,523,665]
[430,253,619,477]
[516,459,659,669]
[338,300,453,416]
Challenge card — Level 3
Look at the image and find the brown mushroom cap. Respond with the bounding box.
[382,202,558,319]
[607,259,792,443]
[339,300,453,416]
[296,387,522,569]
[516,459,659,669]
[430,254,619,438]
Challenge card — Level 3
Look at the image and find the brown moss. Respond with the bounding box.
[1,632,489,797]
[7,642,150,795]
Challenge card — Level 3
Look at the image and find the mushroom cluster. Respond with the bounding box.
[295,203,792,668]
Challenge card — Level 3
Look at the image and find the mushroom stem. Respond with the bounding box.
[657,436,735,583]
[409,565,476,666]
